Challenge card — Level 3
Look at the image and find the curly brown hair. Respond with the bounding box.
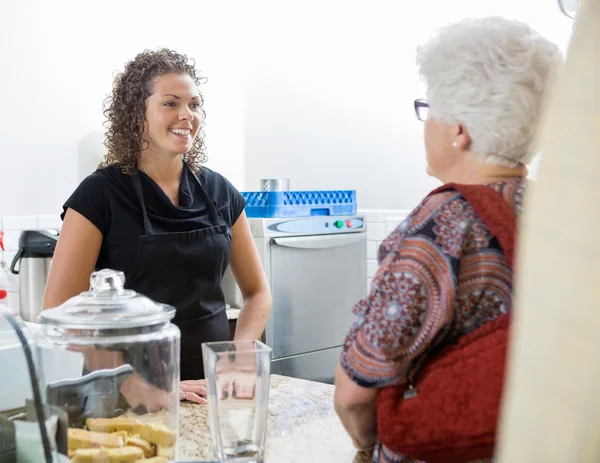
[100,48,208,173]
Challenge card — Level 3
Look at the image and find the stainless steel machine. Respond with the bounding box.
[10,229,58,322]
[223,215,367,384]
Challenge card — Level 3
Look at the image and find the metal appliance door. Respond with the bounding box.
[270,346,343,384]
[269,232,366,359]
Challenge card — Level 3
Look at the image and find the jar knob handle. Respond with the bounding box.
[89,269,126,294]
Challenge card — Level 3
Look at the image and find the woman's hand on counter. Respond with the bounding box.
[121,372,172,412]
[180,379,208,404]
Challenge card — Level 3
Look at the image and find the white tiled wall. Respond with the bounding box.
[359,209,410,294]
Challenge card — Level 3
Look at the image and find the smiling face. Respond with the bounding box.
[143,73,201,157]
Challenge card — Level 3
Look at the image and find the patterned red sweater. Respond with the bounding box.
[340,179,525,463]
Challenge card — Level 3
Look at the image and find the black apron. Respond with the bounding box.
[127,170,232,380]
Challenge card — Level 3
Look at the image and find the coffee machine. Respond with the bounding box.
[10,230,58,322]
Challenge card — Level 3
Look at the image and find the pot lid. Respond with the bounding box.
[39,269,175,330]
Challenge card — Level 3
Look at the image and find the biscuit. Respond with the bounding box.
[126,435,155,458]
[135,457,168,463]
[71,446,144,462]
[68,428,124,450]
[86,417,142,433]
[138,423,176,447]
[156,444,175,459]
[110,430,129,441]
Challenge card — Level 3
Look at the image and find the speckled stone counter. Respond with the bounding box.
[179,374,360,462]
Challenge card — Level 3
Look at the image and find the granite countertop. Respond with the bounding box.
[179,374,364,462]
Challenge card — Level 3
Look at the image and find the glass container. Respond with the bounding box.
[202,340,272,463]
[35,269,181,462]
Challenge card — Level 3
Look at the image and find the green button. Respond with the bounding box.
[334,220,344,228]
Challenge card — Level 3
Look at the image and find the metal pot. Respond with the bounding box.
[260,178,290,192]
[10,230,58,323]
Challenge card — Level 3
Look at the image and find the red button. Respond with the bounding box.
[0,290,7,299]
[346,220,352,227]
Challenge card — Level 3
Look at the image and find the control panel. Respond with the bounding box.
[266,216,365,235]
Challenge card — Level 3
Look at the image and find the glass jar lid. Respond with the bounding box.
[0,307,24,350]
[39,269,175,330]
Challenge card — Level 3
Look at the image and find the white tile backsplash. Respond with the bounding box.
[37,215,62,230]
[386,216,408,234]
[358,209,377,223]
[2,231,20,252]
[366,241,377,260]
[367,259,379,278]
[1,251,18,267]
[2,216,37,231]
[366,222,386,241]
[376,210,410,223]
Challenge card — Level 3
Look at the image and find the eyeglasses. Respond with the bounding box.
[414,99,429,122]
[558,0,579,18]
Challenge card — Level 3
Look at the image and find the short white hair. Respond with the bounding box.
[417,17,563,166]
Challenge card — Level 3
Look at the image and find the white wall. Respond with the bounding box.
[0,0,248,217]
[1,0,571,217]
[243,0,573,209]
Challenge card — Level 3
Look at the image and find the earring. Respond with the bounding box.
[452,141,458,148]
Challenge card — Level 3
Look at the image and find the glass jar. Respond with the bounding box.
[35,269,181,462]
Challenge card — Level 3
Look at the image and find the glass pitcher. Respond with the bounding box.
[202,340,272,463]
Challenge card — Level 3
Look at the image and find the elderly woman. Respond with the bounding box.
[334,17,562,463]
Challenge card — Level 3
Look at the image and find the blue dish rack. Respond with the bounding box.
[241,190,357,218]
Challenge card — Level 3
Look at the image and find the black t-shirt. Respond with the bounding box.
[62,163,246,279]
